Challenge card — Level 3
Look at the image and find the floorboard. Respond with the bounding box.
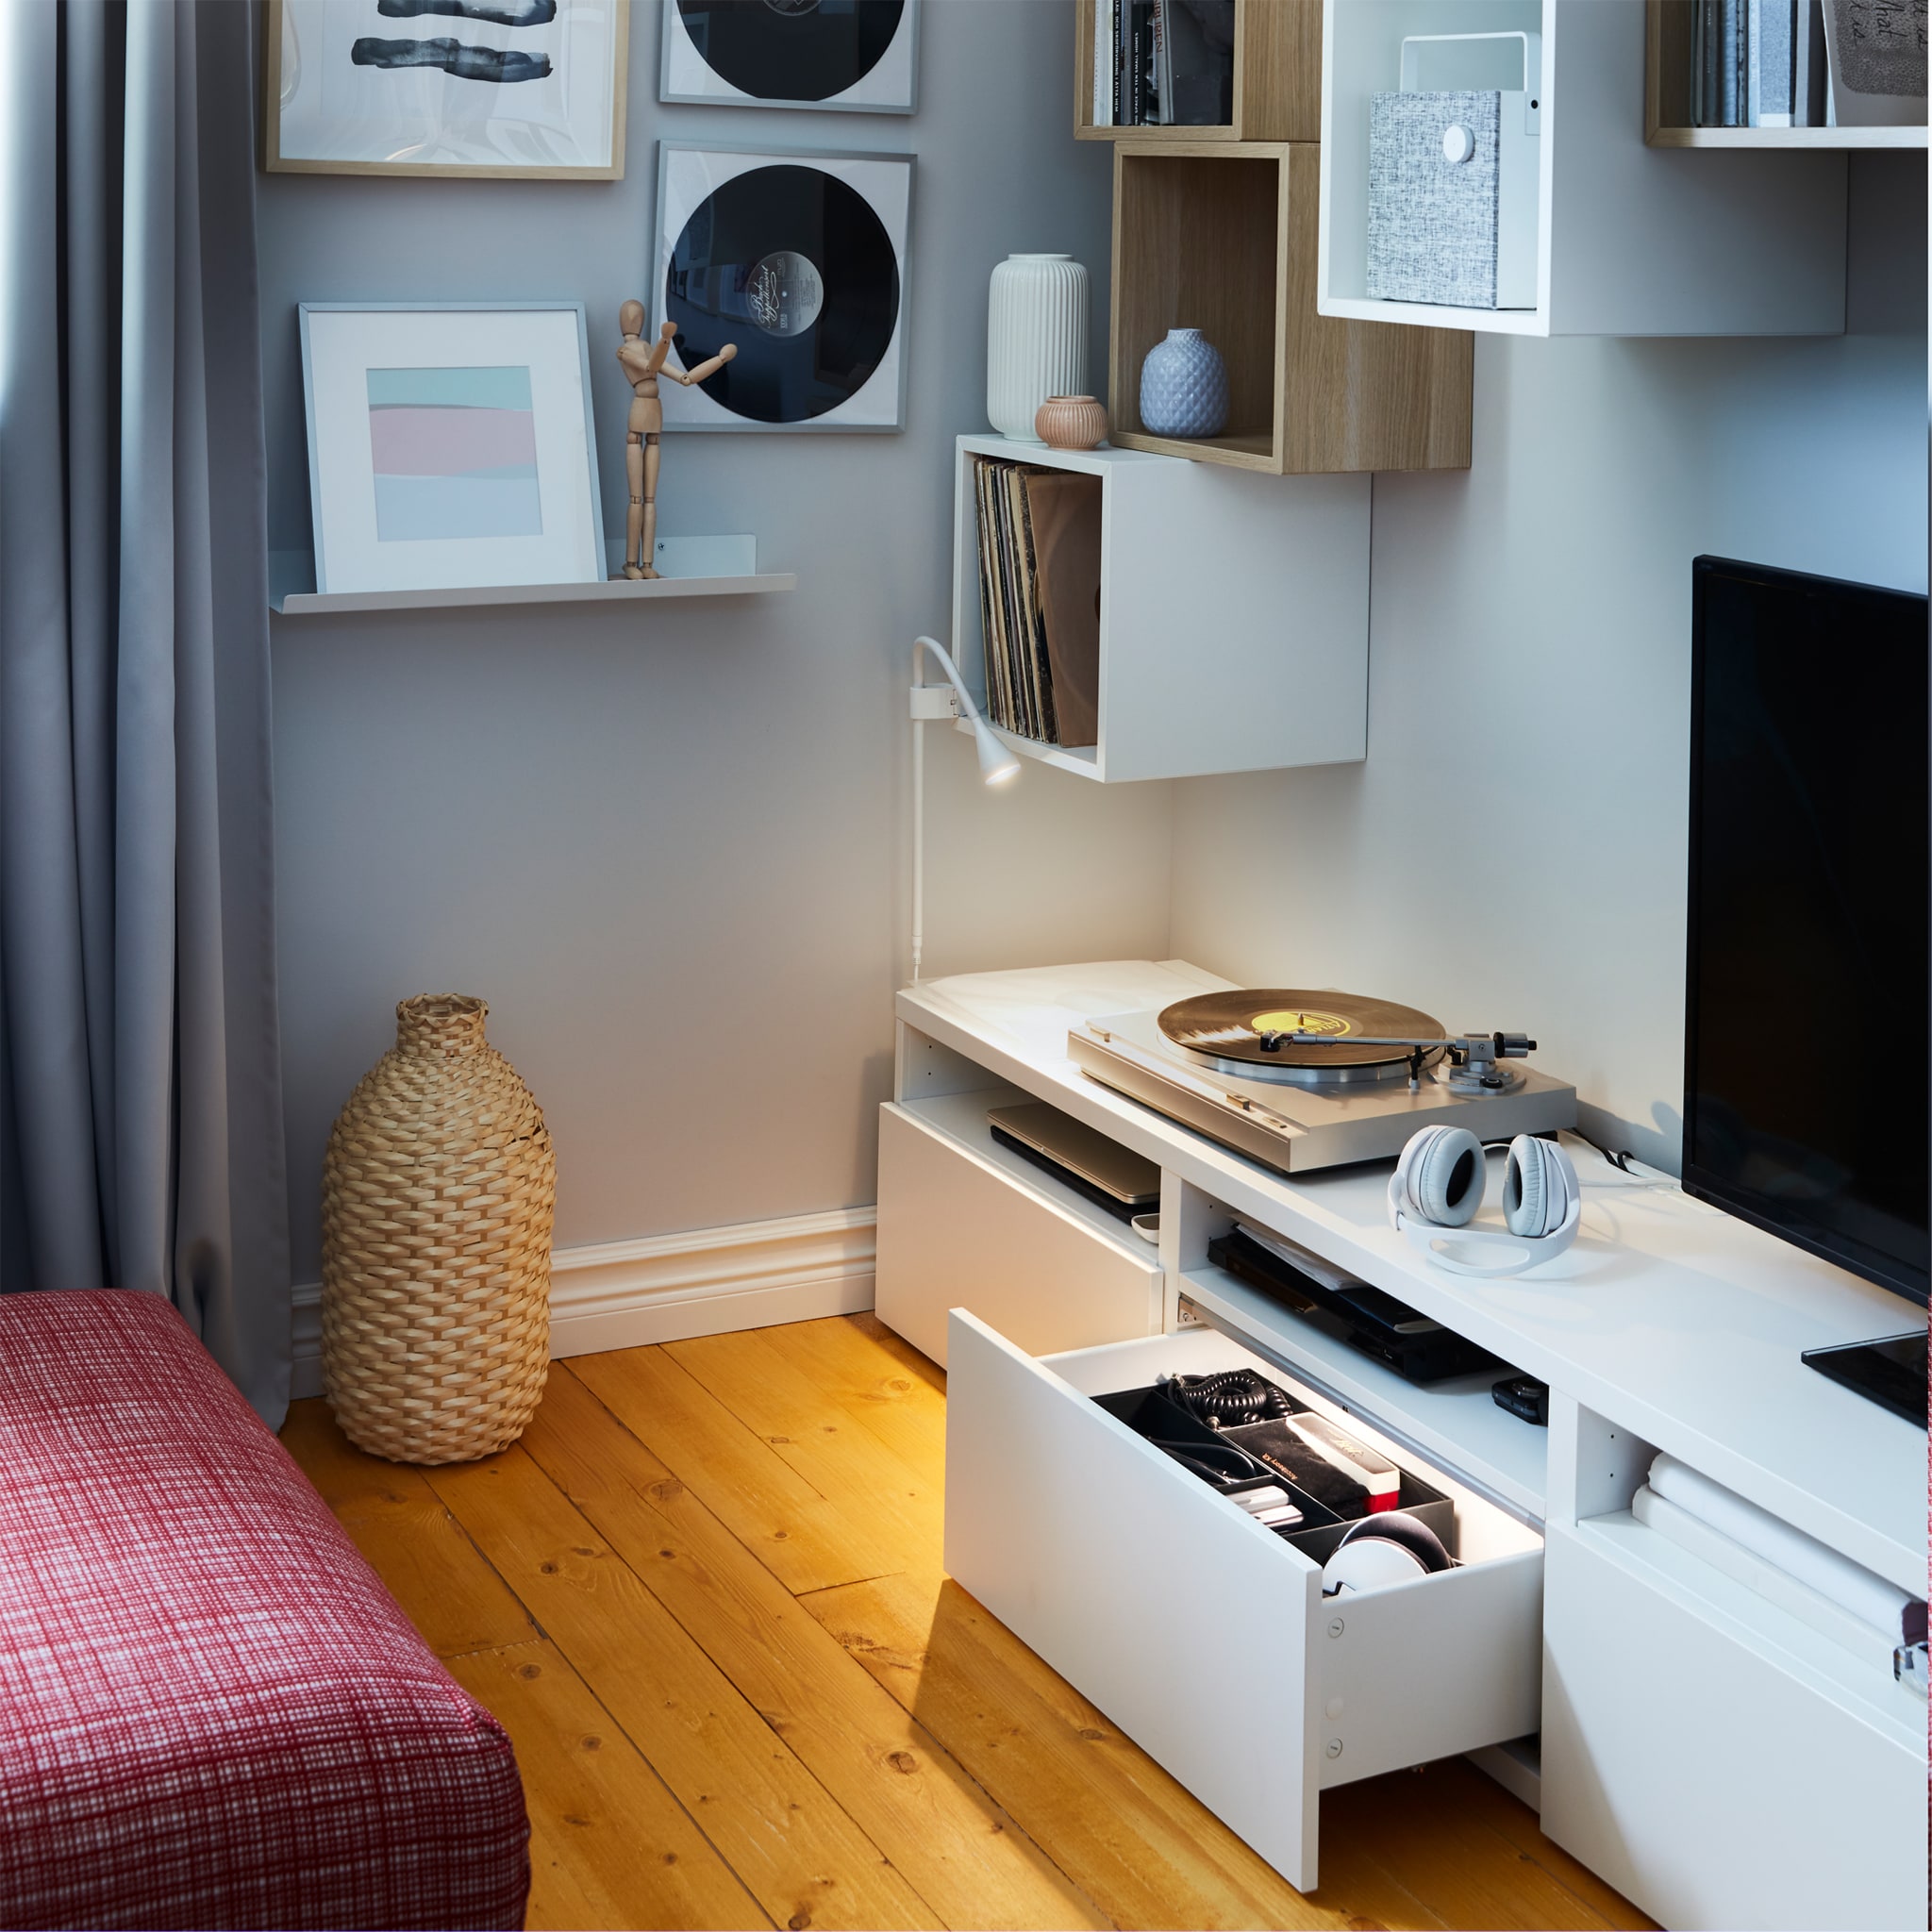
[571,1346,902,1595]
[662,1329,944,1575]
[445,1638,772,1932]
[283,1315,1655,1932]
[425,1442,943,1931]
[523,1368,1107,1930]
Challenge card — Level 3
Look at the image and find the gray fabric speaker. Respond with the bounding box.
[1366,89,1503,309]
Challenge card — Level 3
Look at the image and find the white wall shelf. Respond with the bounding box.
[267,543,794,617]
[951,435,1370,783]
[1645,123,1926,149]
[270,573,795,618]
[1317,0,1850,337]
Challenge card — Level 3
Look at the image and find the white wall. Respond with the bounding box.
[263,0,1171,1277]
[1168,155,1927,1169]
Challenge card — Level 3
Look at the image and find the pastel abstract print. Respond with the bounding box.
[367,365,542,541]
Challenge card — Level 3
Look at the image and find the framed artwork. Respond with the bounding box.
[299,303,607,594]
[652,142,913,434]
[265,0,628,178]
[659,0,918,113]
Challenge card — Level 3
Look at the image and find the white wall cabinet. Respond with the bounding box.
[1318,0,1849,336]
[951,436,1370,782]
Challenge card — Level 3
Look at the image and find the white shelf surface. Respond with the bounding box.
[1648,124,1926,149]
[895,1083,1155,1266]
[958,717,1102,777]
[272,572,795,617]
[268,540,794,617]
[1318,0,1849,337]
[897,959,1926,1593]
[1180,1259,1549,1524]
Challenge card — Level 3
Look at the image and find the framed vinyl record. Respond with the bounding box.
[659,0,918,113]
[653,142,912,433]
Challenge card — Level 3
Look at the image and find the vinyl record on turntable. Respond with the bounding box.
[661,0,920,113]
[654,142,912,432]
[1158,990,1448,1086]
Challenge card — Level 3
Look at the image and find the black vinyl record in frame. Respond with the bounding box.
[653,142,912,432]
[660,0,919,113]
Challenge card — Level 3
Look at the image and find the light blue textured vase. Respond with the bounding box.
[1139,327,1228,438]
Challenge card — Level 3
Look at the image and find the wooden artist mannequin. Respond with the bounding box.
[616,301,738,579]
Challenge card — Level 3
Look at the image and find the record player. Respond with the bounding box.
[1069,989,1576,1175]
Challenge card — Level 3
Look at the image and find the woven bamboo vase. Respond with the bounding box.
[321,995,554,1464]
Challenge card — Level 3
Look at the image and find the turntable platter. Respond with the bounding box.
[1158,990,1448,1086]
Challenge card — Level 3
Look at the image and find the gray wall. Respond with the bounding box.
[264,0,1170,1278]
[1167,154,1928,1168]
[266,22,1927,1275]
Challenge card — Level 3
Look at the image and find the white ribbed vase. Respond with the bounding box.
[986,254,1089,442]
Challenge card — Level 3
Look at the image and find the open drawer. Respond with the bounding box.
[944,1312,1544,1891]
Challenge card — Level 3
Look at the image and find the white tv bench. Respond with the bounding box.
[875,960,1926,1932]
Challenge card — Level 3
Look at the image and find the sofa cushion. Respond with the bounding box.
[0,1289,529,1931]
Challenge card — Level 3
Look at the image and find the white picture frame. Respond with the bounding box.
[299,302,607,595]
[653,141,913,434]
[658,0,918,113]
[265,0,628,179]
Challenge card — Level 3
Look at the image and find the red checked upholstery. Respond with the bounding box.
[0,1290,529,1931]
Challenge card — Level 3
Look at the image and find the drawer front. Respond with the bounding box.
[1542,1519,1925,1932]
[874,1103,1160,1367]
[945,1314,1545,1893]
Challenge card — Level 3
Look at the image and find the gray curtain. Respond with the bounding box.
[0,0,291,1424]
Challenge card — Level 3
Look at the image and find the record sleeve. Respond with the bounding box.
[653,142,911,432]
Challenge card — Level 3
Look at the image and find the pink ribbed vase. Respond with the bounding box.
[1035,394,1108,450]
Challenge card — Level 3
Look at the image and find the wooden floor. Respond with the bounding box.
[282,1314,1654,1932]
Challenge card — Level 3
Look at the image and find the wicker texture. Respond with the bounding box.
[322,995,554,1465]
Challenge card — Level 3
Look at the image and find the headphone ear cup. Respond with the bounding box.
[1402,1125,1486,1226]
[1504,1136,1578,1238]
[1503,1138,1543,1236]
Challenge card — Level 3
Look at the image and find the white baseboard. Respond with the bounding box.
[290,1207,877,1402]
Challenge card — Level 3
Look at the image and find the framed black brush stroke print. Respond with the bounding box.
[264,0,628,178]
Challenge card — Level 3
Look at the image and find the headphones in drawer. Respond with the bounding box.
[1388,1126,1579,1276]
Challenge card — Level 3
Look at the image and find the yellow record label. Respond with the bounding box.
[1249,1008,1352,1039]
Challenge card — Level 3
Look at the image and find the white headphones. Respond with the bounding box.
[1387,1126,1580,1276]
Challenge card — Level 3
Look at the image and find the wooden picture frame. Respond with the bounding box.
[264,0,629,179]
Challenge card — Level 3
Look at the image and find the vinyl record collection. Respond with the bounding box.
[970,456,1103,748]
[1091,0,1234,126]
[1689,0,1829,125]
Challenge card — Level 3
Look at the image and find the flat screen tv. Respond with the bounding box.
[1683,558,1929,1356]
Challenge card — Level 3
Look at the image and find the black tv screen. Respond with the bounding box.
[1684,556,1929,1307]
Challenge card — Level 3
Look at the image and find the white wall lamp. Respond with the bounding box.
[910,634,1020,983]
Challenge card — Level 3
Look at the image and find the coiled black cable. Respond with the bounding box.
[1159,1367,1296,1428]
